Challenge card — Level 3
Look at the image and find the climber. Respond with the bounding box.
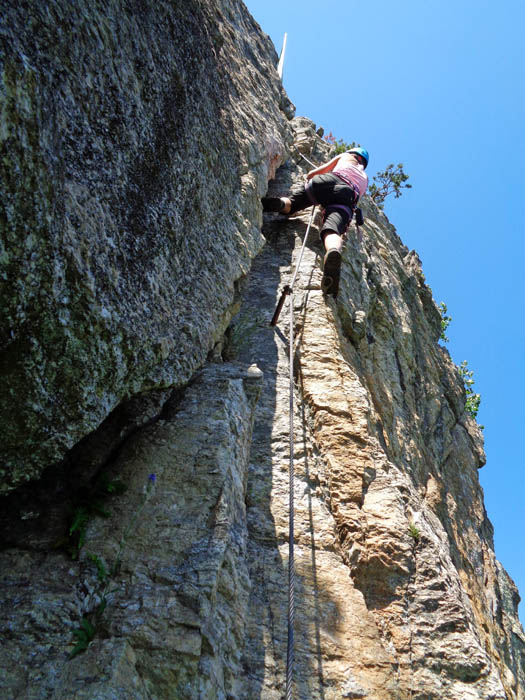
[262,147,369,297]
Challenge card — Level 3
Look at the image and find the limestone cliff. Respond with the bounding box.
[1,2,524,699]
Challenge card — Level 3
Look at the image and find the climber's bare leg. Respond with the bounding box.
[281,197,291,214]
[323,231,343,252]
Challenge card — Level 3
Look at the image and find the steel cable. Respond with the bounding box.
[283,204,316,699]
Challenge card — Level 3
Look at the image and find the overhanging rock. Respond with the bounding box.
[0,0,293,492]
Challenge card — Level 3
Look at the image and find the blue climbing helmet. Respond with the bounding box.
[347,147,369,169]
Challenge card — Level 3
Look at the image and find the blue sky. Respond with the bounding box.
[244,0,525,619]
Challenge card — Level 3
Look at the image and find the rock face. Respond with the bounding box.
[1,362,263,699]
[1,2,524,699]
[231,131,525,699]
[0,0,292,492]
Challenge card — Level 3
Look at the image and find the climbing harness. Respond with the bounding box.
[304,178,317,206]
[299,152,363,239]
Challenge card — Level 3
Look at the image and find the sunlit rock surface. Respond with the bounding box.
[231,132,524,699]
[1,1,524,698]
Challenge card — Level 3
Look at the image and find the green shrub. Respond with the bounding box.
[458,360,482,420]
[368,164,412,207]
[63,474,127,559]
[323,133,412,206]
[324,132,357,155]
[438,302,452,343]
[68,474,156,658]
[408,522,421,542]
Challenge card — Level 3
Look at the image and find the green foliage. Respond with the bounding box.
[64,474,128,559]
[458,360,482,420]
[70,616,96,659]
[69,596,109,658]
[87,553,108,583]
[67,474,157,659]
[369,164,412,207]
[68,506,90,555]
[438,302,452,343]
[435,304,483,427]
[324,132,412,206]
[324,132,357,155]
[99,473,127,495]
[408,522,421,542]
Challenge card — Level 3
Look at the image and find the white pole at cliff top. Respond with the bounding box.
[278,33,287,79]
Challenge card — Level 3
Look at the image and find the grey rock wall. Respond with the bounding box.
[0,362,263,699]
[0,0,292,492]
[231,126,525,699]
[1,0,524,698]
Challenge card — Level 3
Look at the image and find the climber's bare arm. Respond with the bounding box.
[307,151,360,179]
[306,155,341,179]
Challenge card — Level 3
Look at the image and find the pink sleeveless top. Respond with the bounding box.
[333,163,368,197]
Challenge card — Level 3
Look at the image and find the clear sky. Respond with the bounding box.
[243,0,525,620]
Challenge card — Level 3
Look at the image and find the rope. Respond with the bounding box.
[271,171,361,694]
[289,206,316,290]
[281,204,316,700]
[286,278,295,700]
[269,163,363,696]
[299,152,318,169]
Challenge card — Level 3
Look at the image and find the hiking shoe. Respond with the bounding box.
[262,196,285,213]
[322,249,342,297]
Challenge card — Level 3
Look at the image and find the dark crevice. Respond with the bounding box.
[0,379,193,552]
[394,349,407,393]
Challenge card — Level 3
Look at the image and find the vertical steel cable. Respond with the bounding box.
[269,202,317,699]
[285,284,296,700]
[284,205,316,699]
